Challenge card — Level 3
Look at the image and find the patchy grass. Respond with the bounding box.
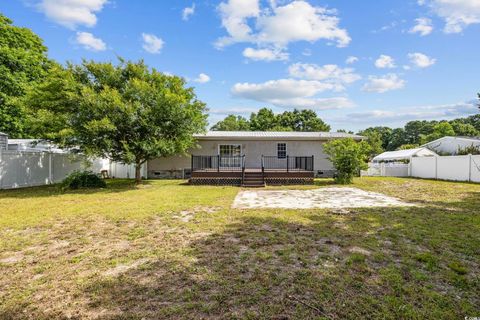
[0,177,479,319]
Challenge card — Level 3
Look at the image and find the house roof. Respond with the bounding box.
[372,147,437,162]
[194,131,364,141]
[422,136,480,146]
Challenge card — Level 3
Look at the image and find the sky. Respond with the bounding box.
[1,0,479,132]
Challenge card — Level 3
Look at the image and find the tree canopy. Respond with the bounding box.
[323,138,369,184]
[27,59,208,182]
[0,14,53,137]
[212,108,330,132]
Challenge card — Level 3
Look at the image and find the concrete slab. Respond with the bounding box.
[232,187,413,209]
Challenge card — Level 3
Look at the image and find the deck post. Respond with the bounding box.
[287,155,289,172]
[312,155,314,171]
[217,155,220,172]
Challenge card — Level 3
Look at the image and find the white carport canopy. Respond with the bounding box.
[372,147,437,162]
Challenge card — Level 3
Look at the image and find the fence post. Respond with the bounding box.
[408,157,412,177]
[48,152,53,184]
[0,149,2,189]
[469,154,472,182]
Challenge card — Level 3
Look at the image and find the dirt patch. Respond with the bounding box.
[173,206,220,222]
[0,252,24,264]
[103,258,151,277]
[232,187,413,209]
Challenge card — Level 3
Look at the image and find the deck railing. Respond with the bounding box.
[191,155,245,172]
[262,155,314,172]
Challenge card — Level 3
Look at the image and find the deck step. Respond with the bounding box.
[242,171,265,187]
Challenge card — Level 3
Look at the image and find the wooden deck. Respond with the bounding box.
[190,168,314,186]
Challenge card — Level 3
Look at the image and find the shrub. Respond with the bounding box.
[60,171,106,190]
[324,138,369,184]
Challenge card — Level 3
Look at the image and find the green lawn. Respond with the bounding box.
[0,178,479,319]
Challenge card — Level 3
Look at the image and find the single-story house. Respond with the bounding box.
[423,136,480,155]
[148,131,364,186]
[372,147,437,163]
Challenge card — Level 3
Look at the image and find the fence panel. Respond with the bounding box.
[437,155,470,181]
[411,157,436,179]
[384,164,409,177]
[471,155,480,183]
[0,151,50,189]
[51,154,85,183]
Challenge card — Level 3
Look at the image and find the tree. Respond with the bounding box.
[211,115,250,131]
[424,122,455,143]
[358,126,393,150]
[278,109,330,132]
[27,59,208,183]
[404,120,436,144]
[323,138,369,184]
[249,108,279,131]
[214,108,331,132]
[386,128,407,151]
[362,131,384,159]
[0,14,53,137]
[449,121,478,136]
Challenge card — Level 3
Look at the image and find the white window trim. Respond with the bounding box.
[218,144,242,156]
[277,142,287,159]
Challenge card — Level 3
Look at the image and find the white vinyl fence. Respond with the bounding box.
[0,150,146,189]
[410,155,480,183]
[365,155,480,183]
[362,163,409,177]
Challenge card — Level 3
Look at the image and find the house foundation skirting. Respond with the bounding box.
[189,177,242,186]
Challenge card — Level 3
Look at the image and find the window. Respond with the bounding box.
[219,144,241,157]
[277,143,287,159]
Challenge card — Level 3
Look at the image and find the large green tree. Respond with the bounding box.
[424,122,455,143]
[358,126,393,150]
[27,59,208,183]
[249,108,279,131]
[0,14,52,137]
[211,115,250,131]
[278,109,330,131]
[212,108,330,132]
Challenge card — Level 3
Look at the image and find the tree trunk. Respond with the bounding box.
[135,162,142,184]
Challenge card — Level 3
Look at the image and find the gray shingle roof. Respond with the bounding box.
[194,131,364,140]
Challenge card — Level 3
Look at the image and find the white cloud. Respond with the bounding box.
[75,32,106,51]
[37,0,107,29]
[243,47,289,61]
[362,74,405,93]
[408,52,436,68]
[419,0,480,33]
[333,101,478,125]
[288,63,361,88]
[141,33,164,54]
[231,79,354,110]
[216,0,350,53]
[345,56,358,64]
[182,3,195,21]
[194,73,211,83]
[375,55,396,69]
[409,17,434,36]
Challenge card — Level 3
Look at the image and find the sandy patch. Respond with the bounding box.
[103,258,151,277]
[232,187,412,209]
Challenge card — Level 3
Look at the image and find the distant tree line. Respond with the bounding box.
[211,108,331,132]
[358,116,480,153]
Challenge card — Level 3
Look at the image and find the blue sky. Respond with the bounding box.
[2,0,479,131]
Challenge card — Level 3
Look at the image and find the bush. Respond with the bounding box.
[60,171,106,190]
[324,138,369,184]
